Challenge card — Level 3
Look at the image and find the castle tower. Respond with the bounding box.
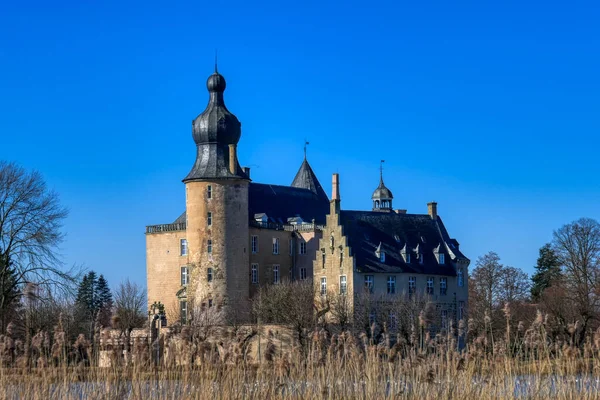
[372,161,393,211]
[183,67,250,321]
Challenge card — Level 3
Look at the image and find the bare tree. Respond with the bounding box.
[113,279,146,352]
[252,280,316,350]
[499,266,531,304]
[0,161,75,333]
[552,218,600,339]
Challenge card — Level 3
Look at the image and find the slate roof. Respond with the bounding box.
[248,182,329,225]
[291,159,329,200]
[339,210,468,275]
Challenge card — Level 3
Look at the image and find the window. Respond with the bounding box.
[299,241,307,255]
[439,253,445,264]
[459,301,465,321]
[180,301,187,324]
[340,275,347,295]
[273,265,280,284]
[207,239,212,254]
[364,275,374,293]
[180,239,188,256]
[440,277,447,295]
[426,277,434,295]
[322,252,326,268]
[300,267,307,280]
[419,254,424,264]
[251,236,258,254]
[441,310,448,330]
[207,267,213,282]
[208,299,213,308]
[380,251,386,263]
[272,238,279,255]
[181,266,189,285]
[251,264,258,284]
[408,276,416,295]
[387,276,396,294]
[389,312,397,330]
[458,269,464,287]
[320,277,327,295]
[406,253,411,263]
[207,185,212,199]
[207,212,212,226]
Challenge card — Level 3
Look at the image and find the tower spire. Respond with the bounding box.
[380,159,385,183]
[214,49,218,73]
[304,139,310,160]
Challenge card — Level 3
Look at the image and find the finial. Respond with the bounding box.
[380,160,385,182]
[214,49,218,73]
[304,139,310,160]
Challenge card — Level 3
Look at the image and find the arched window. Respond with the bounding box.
[375,200,380,208]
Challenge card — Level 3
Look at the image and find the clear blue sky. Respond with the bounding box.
[1,0,599,291]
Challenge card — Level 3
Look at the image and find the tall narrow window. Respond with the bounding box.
[406,253,411,263]
[364,275,374,293]
[426,277,434,295]
[208,299,213,307]
[340,275,347,295]
[180,301,188,325]
[272,238,279,255]
[419,254,424,264]
[458,269,464,287]
[320,277,327,295]
[439,253,445,264]
[300,267,307,280]
[441,310,448,330]
[251,236,258,253]
[207,185,212,199]
[207,267,213,282]
[322,251,326,269]
[299,241,307,255]
[289,239,293,255]
[380,251,386,263]
[387,276,396,294]
[207,239,212,254]
[408,276,416,295]
[207,212,212,226]
[251,264,258,284]
[273,265,280,284]
[440,277,447,295]
[181,266,189,285]
[180,239,188,256]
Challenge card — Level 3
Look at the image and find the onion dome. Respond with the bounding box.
[183,67,248,182]
[192,71,241,146]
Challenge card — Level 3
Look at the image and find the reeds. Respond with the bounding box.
[2,312,600,399]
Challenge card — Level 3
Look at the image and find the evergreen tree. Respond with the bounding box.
[0,254,21,333]
[95,274,113,327]
[74,271,99,337]
[531,243,562,301]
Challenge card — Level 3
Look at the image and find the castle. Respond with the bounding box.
[146,68,470,328]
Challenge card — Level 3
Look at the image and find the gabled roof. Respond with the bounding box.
[248,182,329,225]
[339,210,468,275]
[291,159,329,201]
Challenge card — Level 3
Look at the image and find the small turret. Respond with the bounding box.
[372,160,393,211]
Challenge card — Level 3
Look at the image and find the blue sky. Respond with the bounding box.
[1,0,599,291]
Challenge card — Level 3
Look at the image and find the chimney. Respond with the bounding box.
[331,173,340,215]
[228,144,237,174]
[427,202,438,219]
[242,166,250,179]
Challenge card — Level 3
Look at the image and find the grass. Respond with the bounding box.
[2,314,600,399]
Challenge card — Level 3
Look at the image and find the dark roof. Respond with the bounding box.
[184,70,248,182]
[339,210,468,275]
[249,182,329,225]
[291,159,329,200]
[371,177,393,200]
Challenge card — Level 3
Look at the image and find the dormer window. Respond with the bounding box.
[406,253,411,263]
[380,251,386,263]
[439,253,445,264]
[394,234,401,243]
[419,254,423,264]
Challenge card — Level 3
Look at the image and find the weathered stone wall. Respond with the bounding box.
[146,231,188,322]
[186,180,250,320]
